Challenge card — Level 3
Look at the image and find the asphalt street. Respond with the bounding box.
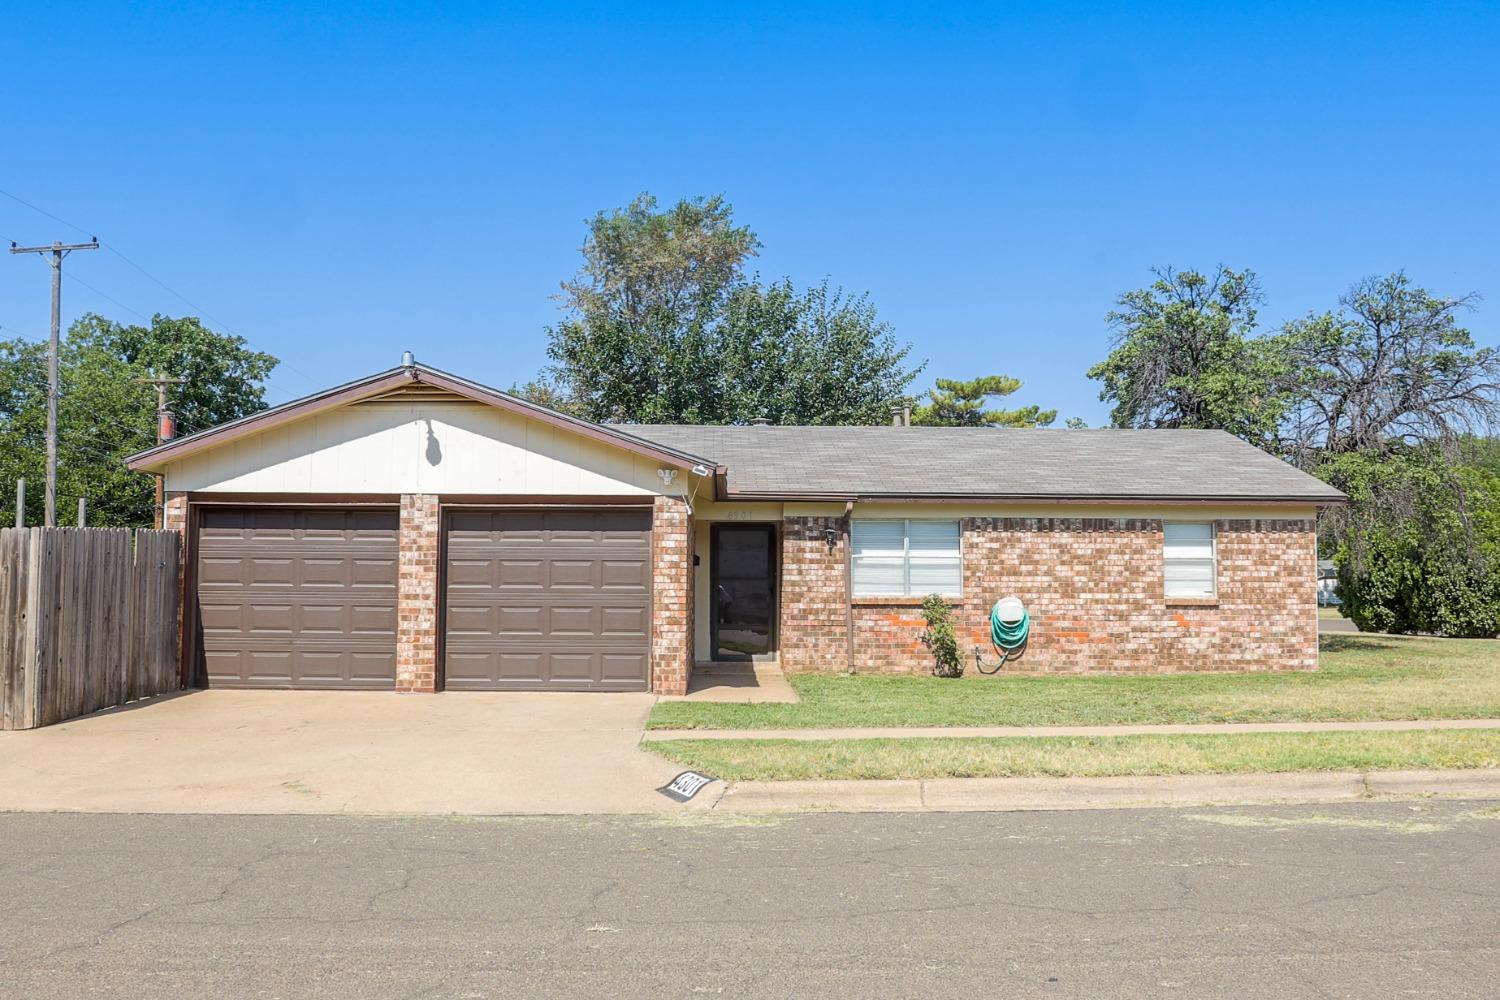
[1,801,1496,999]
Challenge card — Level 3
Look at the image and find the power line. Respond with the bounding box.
[1,186,322,390]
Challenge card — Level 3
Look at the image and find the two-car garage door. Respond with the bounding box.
[195,506,651,691]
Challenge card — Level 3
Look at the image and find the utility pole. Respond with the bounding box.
[9,238,99,526]
[136,373,186,528]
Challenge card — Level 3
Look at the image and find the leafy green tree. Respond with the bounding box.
[1086,266,1294,449]
[542,193,759,423]
[1322,446,1500,637]
[911,374,1056,428]
[508,377,580,416]
[715,280,921,425]
[538,193,922,424]
[0,313,277,527]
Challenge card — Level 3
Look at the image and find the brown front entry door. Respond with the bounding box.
[711,523,776,660]
[443,508,652,691]
[195,507,399,689]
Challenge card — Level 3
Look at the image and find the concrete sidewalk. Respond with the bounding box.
[644,717,1500,742]
[705,768,1500,813]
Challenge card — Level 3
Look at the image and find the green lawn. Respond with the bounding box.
[647,728,1500,781]
[648,633,1500,730]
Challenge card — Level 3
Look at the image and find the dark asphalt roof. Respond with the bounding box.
[625,425,1345,502]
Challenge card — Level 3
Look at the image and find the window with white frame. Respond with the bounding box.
[851,520,961,597]
[1163,522,1217,598]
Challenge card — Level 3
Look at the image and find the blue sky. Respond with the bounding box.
[2,1,1497,424]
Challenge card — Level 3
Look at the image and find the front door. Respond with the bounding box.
[711,524,776,661]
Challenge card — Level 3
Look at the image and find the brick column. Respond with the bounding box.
[397,494,440,693]
[651,495,693,695]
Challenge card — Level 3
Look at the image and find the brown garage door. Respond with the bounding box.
[444,508,652,691]
[196,507,399,689]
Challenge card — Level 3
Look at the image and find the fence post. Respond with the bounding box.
[14,479,23,528]
[77,498,86,528]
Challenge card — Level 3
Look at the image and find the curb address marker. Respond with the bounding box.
[658,771,717,802]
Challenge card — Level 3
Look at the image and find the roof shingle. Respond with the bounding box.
[623,425,1344,502]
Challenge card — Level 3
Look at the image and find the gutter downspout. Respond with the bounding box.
[844,500,855,675]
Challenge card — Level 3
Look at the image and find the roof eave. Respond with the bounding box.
[718,489,1346,505]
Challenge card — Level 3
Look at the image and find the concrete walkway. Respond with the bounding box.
[707,768,1500,813]
[0,689,706,815]
[644,717,1500,742]
[656,662,799,703]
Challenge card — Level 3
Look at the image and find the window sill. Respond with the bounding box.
[851,595,958,607]
[1165,596,1220,608]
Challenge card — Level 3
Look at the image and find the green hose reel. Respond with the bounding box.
[976,596,1030,675]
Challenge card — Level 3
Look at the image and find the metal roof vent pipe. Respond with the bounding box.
[890,407,903,426]
[401,350,415,368]
[749,416,771,426]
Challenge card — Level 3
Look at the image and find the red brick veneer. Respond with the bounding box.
[780,516,1319,675]
[396,493,440,692]
[651,496,694,695]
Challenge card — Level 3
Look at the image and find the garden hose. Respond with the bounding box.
[977,600,1030,675]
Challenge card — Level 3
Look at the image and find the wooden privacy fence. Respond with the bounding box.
[0,527,181,730]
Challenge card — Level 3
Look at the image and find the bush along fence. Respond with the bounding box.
[0,527,181,730]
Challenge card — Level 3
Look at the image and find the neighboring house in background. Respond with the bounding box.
[126,360,1345,696]
[1317,560,1342,606]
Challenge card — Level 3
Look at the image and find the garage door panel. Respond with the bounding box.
[496,605,544,635]
[196,507,398,689]
[548,605,598,636]
[349,605,397,636]
[444,508,651,691]
[351,560,398,589]
[447,558,492,588]
[601,653,649,682]
[249,558,296,587]
[600,559,648,589]
[548,559,597,588]
[600,606,648,637]
[547,652,595,681]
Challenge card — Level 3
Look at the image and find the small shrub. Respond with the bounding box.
[920,594,964,678]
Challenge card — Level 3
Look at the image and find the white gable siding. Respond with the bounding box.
[163,401,673,496]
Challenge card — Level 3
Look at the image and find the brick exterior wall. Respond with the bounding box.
[779,516,1319,675]
[651,496,694,695]
[396,493,440,693]
[779,516,851,671]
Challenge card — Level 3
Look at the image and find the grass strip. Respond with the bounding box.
[649,634,1500,730]
[646,728,1500,781]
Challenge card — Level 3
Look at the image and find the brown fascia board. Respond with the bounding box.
[126,364,721,477]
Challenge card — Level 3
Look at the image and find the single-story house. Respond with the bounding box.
[126,359,1345,695]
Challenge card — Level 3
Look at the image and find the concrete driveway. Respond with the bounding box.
[0,690,702,815]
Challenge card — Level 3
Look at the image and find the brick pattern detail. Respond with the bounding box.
[779,517,1318,675]
[396,494,440,693]
[651,496,694,695]
[779,516,850,671]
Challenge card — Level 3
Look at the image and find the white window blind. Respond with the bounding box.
[852,520,961,597]
[1164,522,1216,598]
